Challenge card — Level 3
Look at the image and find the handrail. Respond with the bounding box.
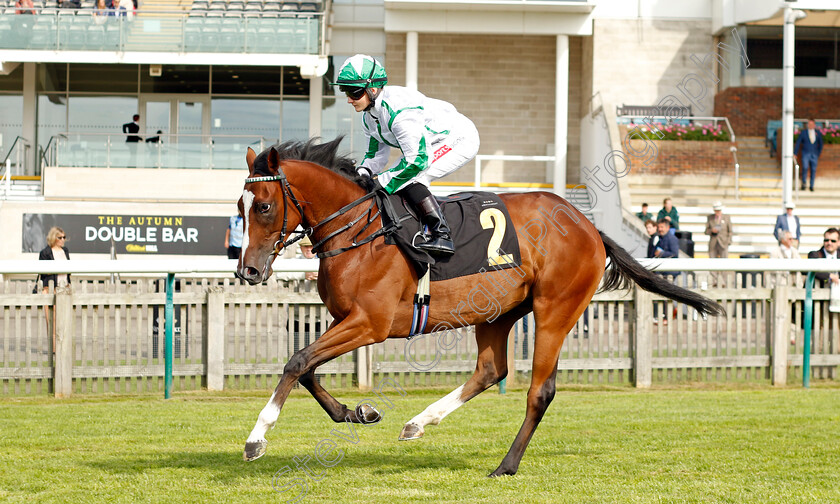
[1,160,9,198]
[41,133,65,171]
[1,135,31,165]
[473,154,556,189]
[619,115,736,143]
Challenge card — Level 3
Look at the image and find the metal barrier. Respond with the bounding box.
[46,133,270,170]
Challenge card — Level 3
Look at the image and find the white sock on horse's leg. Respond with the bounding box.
[406,384,466,428]
[247,392,280,443]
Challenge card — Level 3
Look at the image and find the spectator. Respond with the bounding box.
[644,219,658,258]
[276,236,319,283]
[807,227,840,288]
[657,197,679,230]
[774,203,801,245]
[225,214,243,259]
[636,203,653,222]
[795,119,823,192]
[36,227,71,352]
[770,231,802,260]
[649,219,679,324]
[769,231,802,296]
[109,0,128,17]
[122,113,140,141]
[93,0,109,23]
[15,0,34,14]
[145,130,163,144]
[705,201,732,287]
[58,0,81,8]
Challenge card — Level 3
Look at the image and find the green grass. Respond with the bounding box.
[1,384,839,504]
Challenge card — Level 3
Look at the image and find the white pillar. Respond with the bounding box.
[308,76,323,138]
[22,62,37,176]
[406,31,419,91]
[554,35,569,198]
[782,8,806,207]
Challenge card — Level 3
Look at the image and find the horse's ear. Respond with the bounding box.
[246,147,256,174]
[267,146,280,174]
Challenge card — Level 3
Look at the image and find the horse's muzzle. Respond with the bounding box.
[236,265,264,285]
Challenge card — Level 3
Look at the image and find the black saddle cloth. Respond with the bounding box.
[383,191,522,282]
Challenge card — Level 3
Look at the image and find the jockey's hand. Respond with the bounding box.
[357,167,380,193]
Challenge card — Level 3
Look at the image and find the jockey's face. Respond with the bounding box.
[348,89,374,112]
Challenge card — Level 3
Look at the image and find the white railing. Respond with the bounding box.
[1,258,838,398]
[473,154,556,189]
[1,160,9,199]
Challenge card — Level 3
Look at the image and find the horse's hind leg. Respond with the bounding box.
[399,310,522,440]
[298,368,382,424]
[489,292,593,477]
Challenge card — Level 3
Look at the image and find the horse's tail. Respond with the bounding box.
[598,231,726,317]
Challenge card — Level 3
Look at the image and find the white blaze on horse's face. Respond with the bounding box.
[241,189,255,265]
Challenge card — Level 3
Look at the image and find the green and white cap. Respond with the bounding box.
[332,54,388,89]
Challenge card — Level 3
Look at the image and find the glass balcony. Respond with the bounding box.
[0,9,323,55]
[47,133,275,169]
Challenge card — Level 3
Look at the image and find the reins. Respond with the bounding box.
[244,167,400,260]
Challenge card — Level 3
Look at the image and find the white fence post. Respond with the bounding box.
[356,346,372,390]
[54,285,73,398]
[771,284,790,386]
[634,286,652,388]
[205,287,225,391]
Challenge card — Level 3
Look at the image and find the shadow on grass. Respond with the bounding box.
[84,448,475,480]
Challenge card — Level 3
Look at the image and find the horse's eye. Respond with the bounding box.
[258,203,271,214]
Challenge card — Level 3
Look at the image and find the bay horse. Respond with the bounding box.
[236,138,724,476]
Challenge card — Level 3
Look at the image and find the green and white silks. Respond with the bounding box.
[358,86,480,194]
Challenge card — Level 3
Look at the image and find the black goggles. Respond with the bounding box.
[339,86,367,100]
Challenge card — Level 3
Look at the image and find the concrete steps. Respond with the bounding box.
[0,178,43,201]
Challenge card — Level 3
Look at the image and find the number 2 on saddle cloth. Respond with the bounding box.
[386,191,523,282]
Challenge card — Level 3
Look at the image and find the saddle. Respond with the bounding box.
[380,191,522,282]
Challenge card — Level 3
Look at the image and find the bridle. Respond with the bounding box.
[244,170,311,262]
[244,164,400,263]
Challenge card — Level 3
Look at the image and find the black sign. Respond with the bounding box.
[22,213,229,255]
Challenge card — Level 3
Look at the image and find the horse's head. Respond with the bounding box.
[236,146,303,285]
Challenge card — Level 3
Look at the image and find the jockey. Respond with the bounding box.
[332,54,480,256]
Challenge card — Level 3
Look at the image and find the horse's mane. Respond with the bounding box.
[252,136,366,188]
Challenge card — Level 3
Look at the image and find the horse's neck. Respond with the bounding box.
[286,162,378,245]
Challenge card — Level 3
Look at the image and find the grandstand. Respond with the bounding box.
[1,1,840,262]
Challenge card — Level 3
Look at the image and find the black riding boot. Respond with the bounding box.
[415,195,455,256]
[398,183,455,256]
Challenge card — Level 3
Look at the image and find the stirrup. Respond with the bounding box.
[417,235,455,256]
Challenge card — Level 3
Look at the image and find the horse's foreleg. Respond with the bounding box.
[298,368,382,424]
[399,312,520,440]
[243,312,384,462]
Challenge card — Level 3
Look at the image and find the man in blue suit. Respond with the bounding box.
[774,203,801,246]
[795,119,823,191]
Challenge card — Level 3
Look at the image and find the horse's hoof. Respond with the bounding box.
[243,440,267,461]
[356,403,382,424]
[398,423,424,441]
[488,466,517,477]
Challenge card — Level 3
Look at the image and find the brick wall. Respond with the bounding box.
[775,144,840,179]
[714,87,840,138]
[386,33,583,184]
[619,126,735,176]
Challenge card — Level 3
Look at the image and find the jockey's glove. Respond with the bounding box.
[356,167,380,193]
